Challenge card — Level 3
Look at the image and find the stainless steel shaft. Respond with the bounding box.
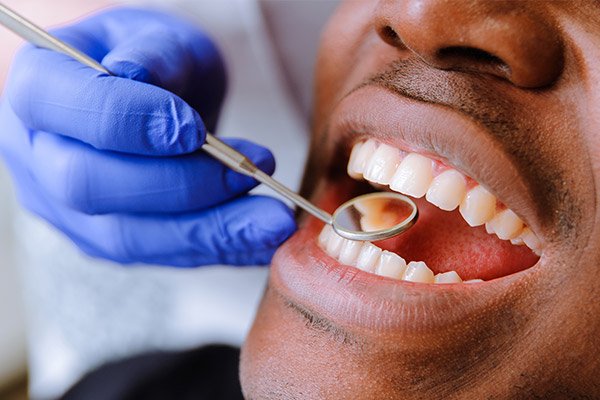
[0,3,334,225]
[203,135,333,224]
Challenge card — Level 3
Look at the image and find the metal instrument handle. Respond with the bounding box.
[0,3,333,225]
[203,135,333,224]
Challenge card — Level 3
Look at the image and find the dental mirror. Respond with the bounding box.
[0,3,419,242]
[332,192,418,241]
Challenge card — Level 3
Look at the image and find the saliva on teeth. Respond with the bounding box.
[318,225,481,284]
[347,139,542,256]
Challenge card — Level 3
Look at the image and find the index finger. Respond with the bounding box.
[7,46,205,156]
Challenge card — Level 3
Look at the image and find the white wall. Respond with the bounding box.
[0,0,117,388]
[0,164,26,388]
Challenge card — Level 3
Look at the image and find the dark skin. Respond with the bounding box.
[241,1,600,399]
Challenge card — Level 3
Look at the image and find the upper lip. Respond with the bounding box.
[269,83,544,335]
[326,84,541,236]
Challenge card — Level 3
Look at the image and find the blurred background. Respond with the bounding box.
[0,4,117,398]
[0,0,337,398]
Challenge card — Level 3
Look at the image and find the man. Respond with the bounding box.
[241,1,600,398]
[1,0,599,399]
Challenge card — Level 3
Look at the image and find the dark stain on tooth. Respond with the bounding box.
[361,58,588,241]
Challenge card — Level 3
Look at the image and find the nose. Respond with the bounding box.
[374,0,564,88]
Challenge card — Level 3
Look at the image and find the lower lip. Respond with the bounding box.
[269,186,540,335]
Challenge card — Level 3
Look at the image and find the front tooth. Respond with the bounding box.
[520,227,541,255]
[347,142,365,179]
[375,251,407,279]
[326,232,345,258]
[485,209,524,240]
[390,153,434,198]
[510,237,524,246]
[402,261,434,283]
[434,271,463,284]
[425,169,467,211]
[464,279,484,283]
[355,243,382,272]
[459,185,496,226]
[338,239,363,266]
[318,225,333,248]
[348,140,377,178]
[363,143,401,184]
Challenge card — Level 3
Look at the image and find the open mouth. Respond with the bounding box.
[317,138,540,284]
[270,85,545,332]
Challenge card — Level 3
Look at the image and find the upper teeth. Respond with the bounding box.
[347,139,542,255]
[426,169,467,211]
[389,153,434,197]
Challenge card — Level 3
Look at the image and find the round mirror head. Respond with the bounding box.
[332,192,418,241]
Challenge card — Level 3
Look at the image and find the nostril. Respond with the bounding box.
[378,25,403,48]
[438,47,503,66]
[436,46,511,78]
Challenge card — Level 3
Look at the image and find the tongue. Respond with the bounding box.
[375,198,539,281]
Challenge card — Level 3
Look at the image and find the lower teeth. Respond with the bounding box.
[318,225,483,284]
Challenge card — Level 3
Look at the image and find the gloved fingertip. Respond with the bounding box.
[252,147,276,176]
[102,58,157,84]
[218,139,276,194]
[196,115,207,143]
[222,138,276,175]
[246,198,297,247]
[151,98,207,155]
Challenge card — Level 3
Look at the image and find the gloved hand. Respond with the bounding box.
[0,7,296,266]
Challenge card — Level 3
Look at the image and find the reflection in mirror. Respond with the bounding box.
[332,192,417,240]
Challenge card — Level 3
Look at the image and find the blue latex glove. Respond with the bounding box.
[0,7,296,266]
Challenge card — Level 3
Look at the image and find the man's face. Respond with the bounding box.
[241,1,600,398]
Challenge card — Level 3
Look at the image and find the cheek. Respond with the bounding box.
[313,30,348,130]
[313,1,376,131]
